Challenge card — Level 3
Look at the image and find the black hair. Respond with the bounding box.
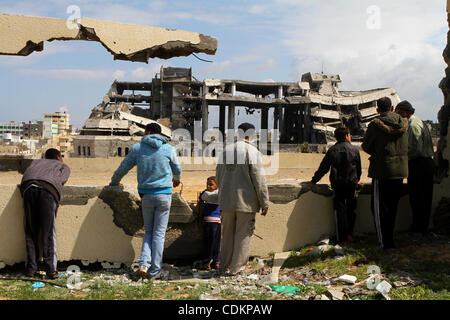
[45,148,61,160]
[238,122,255,132]
[238,122,255,139]
[207,176,217,183]
[145,123,162,134]
[377,97,392,112]
[334,127,350,141]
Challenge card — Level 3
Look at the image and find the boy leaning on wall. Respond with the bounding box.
[196,176,221,271]
[306,127,362,245]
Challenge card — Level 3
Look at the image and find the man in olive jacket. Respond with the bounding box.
[362,97,408,249]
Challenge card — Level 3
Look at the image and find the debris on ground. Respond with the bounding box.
[376,280,392,300]
[334,245,345,256]
[338,274,357,284]
[326,287,345,300]
[31,282,45,289]
[308,245,333,256]
[269,285,300,295]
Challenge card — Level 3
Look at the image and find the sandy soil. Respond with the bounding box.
[0,167,371,202]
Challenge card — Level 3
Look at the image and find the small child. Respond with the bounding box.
[198,176,221,270]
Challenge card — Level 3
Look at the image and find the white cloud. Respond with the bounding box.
[130,63,164,80]
[17,68,125,80]
[271,0,447,120]
[113,69,127,80]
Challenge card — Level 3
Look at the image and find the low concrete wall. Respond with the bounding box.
[0,182,423,267]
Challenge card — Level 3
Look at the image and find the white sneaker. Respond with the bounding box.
[137,265,148,278]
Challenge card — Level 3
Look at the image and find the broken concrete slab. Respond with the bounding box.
[0,14,217,62]
[326,288,345,300]
[338,274,357,284]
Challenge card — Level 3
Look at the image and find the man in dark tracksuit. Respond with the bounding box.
[20,149,70,278]
[310,127,362,244]
[362,97,408,250]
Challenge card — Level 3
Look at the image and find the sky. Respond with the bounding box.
[0,0,448,129]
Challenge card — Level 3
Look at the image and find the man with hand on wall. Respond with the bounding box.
[109,123,182,279]
[20,148,70,279]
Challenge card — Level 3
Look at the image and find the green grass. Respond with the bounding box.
[1,232,449,300]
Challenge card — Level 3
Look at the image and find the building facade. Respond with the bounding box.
[0,122,23,139]
[44,112,70,135]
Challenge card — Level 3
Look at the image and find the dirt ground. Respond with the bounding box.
[0,167,371,202]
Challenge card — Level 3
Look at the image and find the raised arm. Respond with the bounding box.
[109,144,138,186]
[311,151,331,184]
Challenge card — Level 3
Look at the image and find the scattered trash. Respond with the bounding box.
[338,275,357,284]
[258,274,277,285]
[269,285,300,295]
[317,238,330,245]
[343,286,371,297]
[326,288,345,300]
[376,280,392,300]
[334,256,345,261]
[334,245,345,256]
[58,273,67,278]
[320,294,330,300]
[303,279,333,286]
[199,294,224,300]
[31,282,45,289]
[308,245,333,256]
[247,274,259,280]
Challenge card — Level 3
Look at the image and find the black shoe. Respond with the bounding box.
[47,271,59,280]
[25,271,36,278]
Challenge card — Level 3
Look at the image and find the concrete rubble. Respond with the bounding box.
[0,14,217,62]
[73,66,402,159]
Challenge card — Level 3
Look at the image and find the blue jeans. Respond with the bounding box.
[138,193,172,277]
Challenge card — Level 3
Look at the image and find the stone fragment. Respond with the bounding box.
[326,288,345,300]
[338,275,357,284]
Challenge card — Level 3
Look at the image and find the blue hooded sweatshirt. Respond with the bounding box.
[110,134,182,195]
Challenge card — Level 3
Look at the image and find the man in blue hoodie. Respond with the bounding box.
[109,123,182,278]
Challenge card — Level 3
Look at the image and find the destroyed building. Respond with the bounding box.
[73,67,400,158]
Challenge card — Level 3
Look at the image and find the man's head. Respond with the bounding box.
[206,176,218,192]
[395,100,415,119]
[334,126,351,142]
[377,97,393,114]
[238,122,255,141]
[145,123,162,135]
[45,148,63,162]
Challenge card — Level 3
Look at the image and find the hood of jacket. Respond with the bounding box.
[372,112,408,137]
[141,134,168,149]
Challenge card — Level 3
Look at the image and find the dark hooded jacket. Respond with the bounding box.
[362,111,409,179]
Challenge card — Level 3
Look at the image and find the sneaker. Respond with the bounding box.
[25,271,36,278]
[136,265,149,278]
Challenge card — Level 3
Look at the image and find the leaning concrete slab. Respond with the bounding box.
[0,14,217,62]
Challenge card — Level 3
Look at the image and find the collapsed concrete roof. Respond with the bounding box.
[0,14,218,62]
